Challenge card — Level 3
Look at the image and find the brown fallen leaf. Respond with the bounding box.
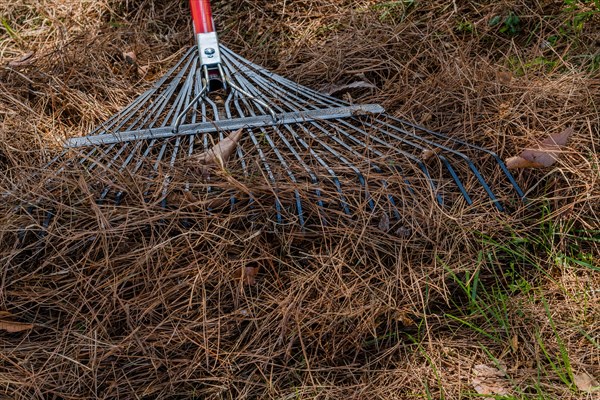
[187,128,244,180]
[8,52,34,67]
[573,371,600,393]
[323,80,377,96]
[394,226,412,237]
[377,212,390,232]
[421,147,441,161]
[0,311,34,333]
[497,71,513,84]
[420,112,433,124]
[197,128,244,166]
[471,364,510,399]
[394,311,415,326]
[506,127,575,169]
[234,266,259,285]
[122,51,137,65]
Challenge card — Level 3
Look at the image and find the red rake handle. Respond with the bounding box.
[190,0,215,34]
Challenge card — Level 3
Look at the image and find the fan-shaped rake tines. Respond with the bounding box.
[39,45,524,229]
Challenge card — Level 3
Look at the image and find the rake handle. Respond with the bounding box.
[190,0,215,33]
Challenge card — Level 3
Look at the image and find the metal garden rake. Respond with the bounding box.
[42,0,524,228]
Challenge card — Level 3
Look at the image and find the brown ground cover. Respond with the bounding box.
[0,1,598,398]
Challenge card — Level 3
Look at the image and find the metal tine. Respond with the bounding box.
[222,51,412,212]
[222,58,321,214]
[118,58,201,177]
[222,54,352,217]
[225,53,455,205]
[220,47,332,104]
[199,79,222,203]
[196,89,247,215]
[115,105,195,203]
[115,139,157,204]
[223,67,285,223]
[222,59,327,220]
[88,47,198,137]
[222,50,420,172]
[221,53,358,208]
[221,61,307,225]
[223,49,504,208]
[386,115,525,199]
[334,120,452,205]
[191,77,224,211]
[82,50,201,201]
[264,72,478,205]
[95,71,193,202]
[222,83,260,216]
[246,52,523,206]
[20,143,96,236]
[223,46,515,175]
[182,75,203,194]
[100,48,198,136]
[98,141,144,202]
[105,49,198,206]
[160,136,182,209]
[111,59,199,204]
[217,51,404,217]
[158,62,205,209]
[74,49,200,176]
[363,119,505,209]
[180,118,200,227]
[140,55,204,202]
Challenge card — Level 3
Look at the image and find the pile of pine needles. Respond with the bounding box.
[1,0,598,398]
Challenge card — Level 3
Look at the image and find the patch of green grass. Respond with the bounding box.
[371,0,415,23]
[405,333,446,400]
[316,21,344,37]
[489,12,522,35]
[1,17,20,42]
[507,54,560,76]
[456,20,475,34]
[433,205,595,395]
[536,298,576,392]
[562,0,600,34]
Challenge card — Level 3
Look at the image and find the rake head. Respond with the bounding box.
[40,43,525,229]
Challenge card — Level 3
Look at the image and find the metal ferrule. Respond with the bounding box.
[196,31,222,67]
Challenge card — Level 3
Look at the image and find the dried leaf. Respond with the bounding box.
[394,311,414,326]
[0,311,33,333]
[497,71,513,84]
[377,212,390,232]
[506,127,575,169]
[324,80,377,95]
[187,129,244,180]
[471,364,510,399]
[421,147,441,161]
[195,128,244,167]
[394,226,412,237]
[420,112,433,124]
[573,372,600,393]
[8,51,34,67]
[122,51,137,65]
[505,155,540,169]
[234,266,259,285]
